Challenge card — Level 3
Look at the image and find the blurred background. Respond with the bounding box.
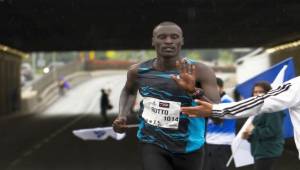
[1,0,300,169]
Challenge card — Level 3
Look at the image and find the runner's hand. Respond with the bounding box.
[112,117,127,133]
[171,59,197,93]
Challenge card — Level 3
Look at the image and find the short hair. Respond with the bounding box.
[157,21,179,27]
[216,77,224,88]
[153,21,182,36]
[252,81,272,95]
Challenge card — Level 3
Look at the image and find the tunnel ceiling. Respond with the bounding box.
[1,0,300,52]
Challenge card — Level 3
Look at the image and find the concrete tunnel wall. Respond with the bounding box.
[0,44,23,116]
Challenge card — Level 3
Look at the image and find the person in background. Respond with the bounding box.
[175,61,300,160]
[100,89,109,124]
[204,77,236,170]
[107,88,113,110]
[242,81,284,170]
[57,76,71,96]
[58,76,66,96]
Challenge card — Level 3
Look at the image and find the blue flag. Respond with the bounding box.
[235,57,295,138]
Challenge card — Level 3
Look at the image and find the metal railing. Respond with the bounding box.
[30,61,84,95]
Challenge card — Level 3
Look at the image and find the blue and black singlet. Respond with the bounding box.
[136,58,206,153]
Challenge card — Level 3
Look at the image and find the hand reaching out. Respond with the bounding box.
[181,99,213,117]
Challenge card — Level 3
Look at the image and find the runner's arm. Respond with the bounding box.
[113,64,139,133]
[195,63,220,104]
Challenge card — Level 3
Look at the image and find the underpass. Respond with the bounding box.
[2,2,300,167]
[0,70,299,170]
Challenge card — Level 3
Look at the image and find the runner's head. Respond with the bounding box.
[152,21,184,58]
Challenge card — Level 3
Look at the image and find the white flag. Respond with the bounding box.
[229,116,255,167]
[271,65,287,88]
[228,65,288,167]
[73,127,126,141]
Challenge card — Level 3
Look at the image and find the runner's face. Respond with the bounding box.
[152,25,184,58]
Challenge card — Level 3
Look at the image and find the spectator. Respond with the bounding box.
[242,81,284,170]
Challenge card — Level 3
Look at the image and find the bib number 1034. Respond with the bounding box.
[142,97,181,129]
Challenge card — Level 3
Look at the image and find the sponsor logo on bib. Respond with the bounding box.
[159,102,170,108]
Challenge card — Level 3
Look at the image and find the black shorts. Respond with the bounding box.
[140,143,204,170]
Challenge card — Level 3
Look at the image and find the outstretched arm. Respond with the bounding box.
[181,97,265,118]
[181,77,300,119]
[213,80,298,118]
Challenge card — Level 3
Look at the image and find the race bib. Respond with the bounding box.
[142,97,181,129]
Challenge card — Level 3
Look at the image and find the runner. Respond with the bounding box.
[113,21,220,170]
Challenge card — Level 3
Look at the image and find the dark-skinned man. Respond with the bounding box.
[113,21,220,170]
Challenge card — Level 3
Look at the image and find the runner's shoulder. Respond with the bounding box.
[126,64,139,78]
[186,59,213,72]
[127,60,149,78]
[127,59,153,74]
